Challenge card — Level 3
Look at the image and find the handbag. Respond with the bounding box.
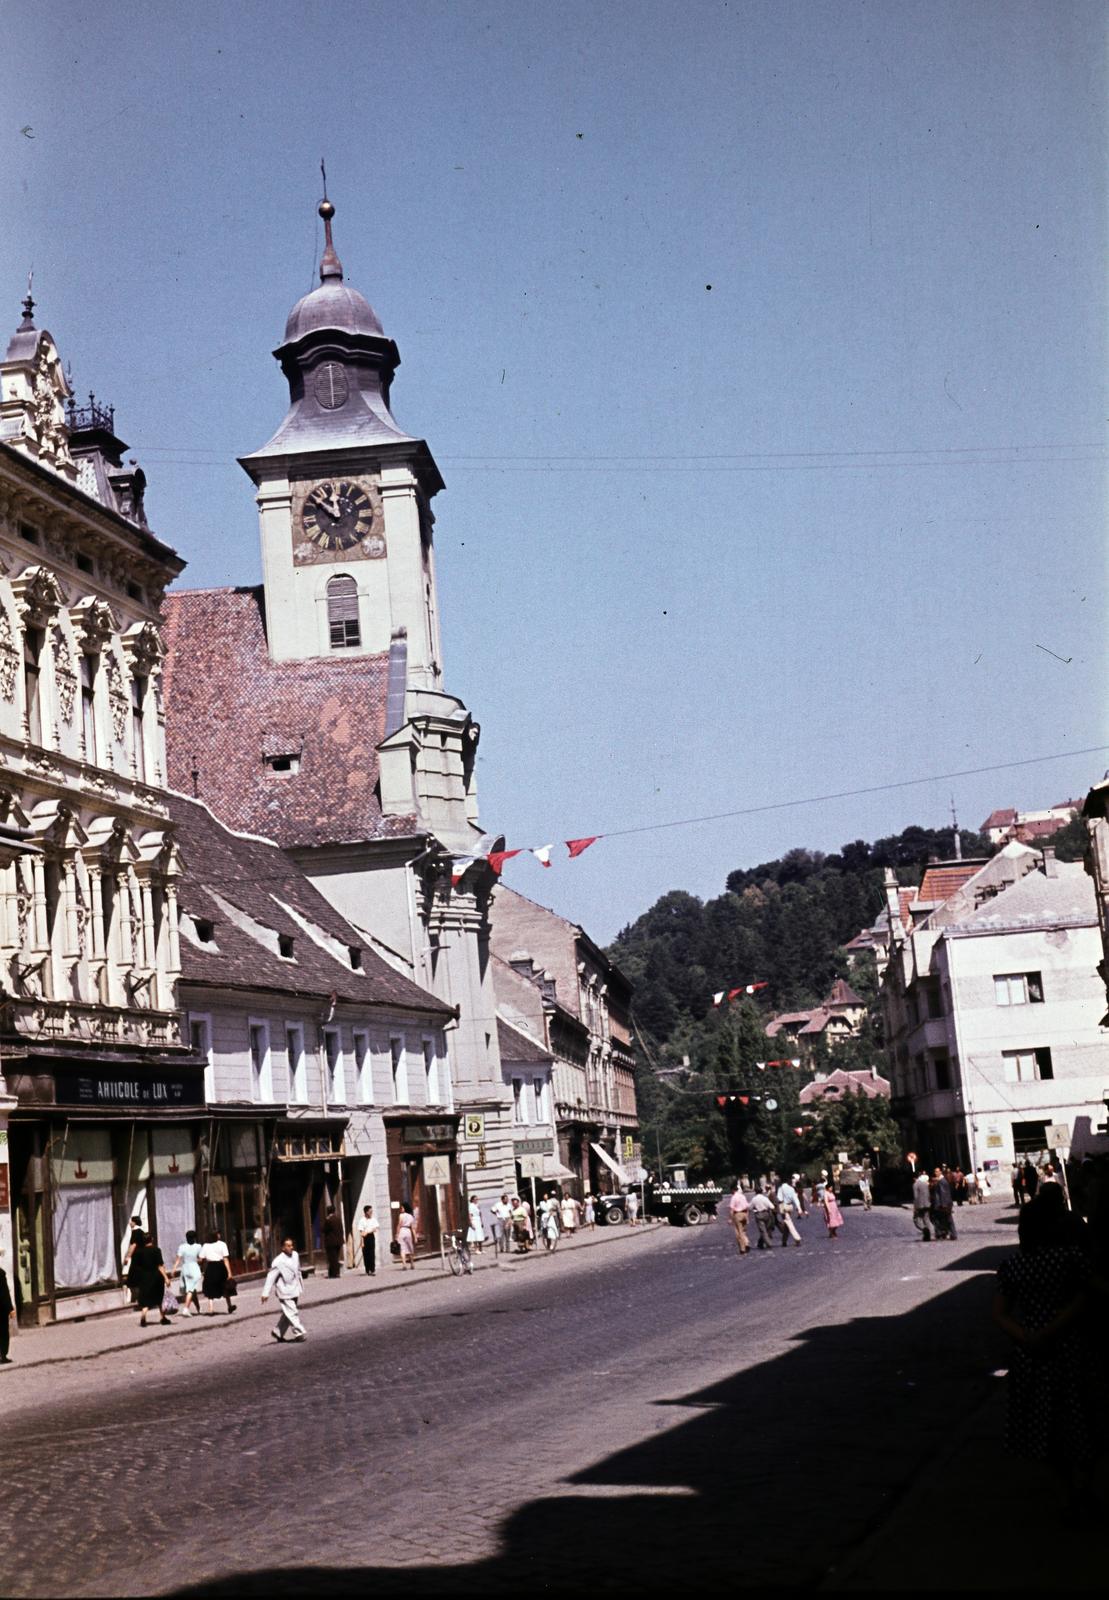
[161,1287,179,1316]
[225,1277,237,1299]
[390,1239,401,1256]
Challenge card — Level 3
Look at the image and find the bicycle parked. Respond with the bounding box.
[441,1228,474,1276]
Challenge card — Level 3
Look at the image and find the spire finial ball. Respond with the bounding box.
[319,199,335,222]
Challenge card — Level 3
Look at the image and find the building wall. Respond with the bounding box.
[939,925,1109,1166]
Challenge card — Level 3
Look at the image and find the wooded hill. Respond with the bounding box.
[609,817,1085,1180]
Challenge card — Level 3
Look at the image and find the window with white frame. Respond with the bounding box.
[324,1027,345,1103]
[423,1038,439,1104]
[1002,1048,1053,1084]
[353,1030,372,1104]
[286,1024,307,1105]
[533,1077,545,1123]
[249,1020,272,1102]
[512,1077,527,1125]
[994,972,1045,1007]
[190,1015,213,1102]
[390,1036,408,1105]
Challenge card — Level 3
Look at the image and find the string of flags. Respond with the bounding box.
[757,1058,803,1070]
[712,982,768,1006]
[450,837,600,885]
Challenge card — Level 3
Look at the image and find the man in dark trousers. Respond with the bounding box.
[322,1206,345,1278]
[0,1258,15,1362]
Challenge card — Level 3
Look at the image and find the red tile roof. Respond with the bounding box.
[162,587,416,849]
[826,978,864,1008]
[982,808,1017,829]
[798,1068,891,1105]
[916,862,982,905]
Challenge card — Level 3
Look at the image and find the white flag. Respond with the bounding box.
[532,845,553,868]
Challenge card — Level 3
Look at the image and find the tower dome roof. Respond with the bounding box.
[283,279,383,344]
[280,194,383,347]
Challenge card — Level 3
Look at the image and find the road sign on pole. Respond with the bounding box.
[1047,1123,1071,1149]
[422,1154,451,1186]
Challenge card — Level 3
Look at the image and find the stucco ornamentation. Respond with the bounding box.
[52,625,77,723]
[105,654,129,743]
[0,610,19,700]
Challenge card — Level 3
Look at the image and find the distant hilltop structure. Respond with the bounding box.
[981,800,1081,847]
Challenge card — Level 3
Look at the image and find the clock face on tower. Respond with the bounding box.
[300,480,374,551]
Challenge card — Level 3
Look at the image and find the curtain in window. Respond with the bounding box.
[53,1184,117,1288]
[154,1175,196,1256]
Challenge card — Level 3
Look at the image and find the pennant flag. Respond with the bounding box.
[727,987,745,1002]
[487,849,522,876]
[790,1058,802,1068]
[566,836,599,858]
[738,1094,750,1106]
[792,1126,805,1136]
[745,981,769,994]
[713,991,727,1007]
[531,845,553,868]
[716,1095,727,1108]
[450,856,478,887]
[755,1061,766,1071]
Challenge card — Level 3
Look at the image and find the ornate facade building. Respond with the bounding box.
[0,290,199,1323]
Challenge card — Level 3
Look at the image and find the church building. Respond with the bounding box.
[162,194,515,1205]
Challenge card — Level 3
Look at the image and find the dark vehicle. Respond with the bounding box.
[594,1180,723,1227]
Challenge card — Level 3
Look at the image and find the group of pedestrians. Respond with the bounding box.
[125,1218,237,1327]
[727,1172,844,1255]
[486,1190,598,1254]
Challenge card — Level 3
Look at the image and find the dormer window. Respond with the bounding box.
[327,575,360,649]
[194,918,215,944]
[348,946,363,971]
[265,753,300,775]
[278,934,296,960]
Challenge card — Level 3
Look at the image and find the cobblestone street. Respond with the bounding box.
[0,1203,1033,1595]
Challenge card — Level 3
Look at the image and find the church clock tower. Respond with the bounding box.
[240,197,443,686]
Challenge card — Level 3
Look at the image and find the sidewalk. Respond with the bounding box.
[822,1203,1107,1593]
[1,1218,664,1372]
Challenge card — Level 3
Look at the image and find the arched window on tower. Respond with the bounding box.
[326,575,361,650]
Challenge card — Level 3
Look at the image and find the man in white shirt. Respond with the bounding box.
[261,1238,306,1342]
[491,1195,512,1255]
[728,1182,750,1255]
[776,1179,803,1246]
[357,1205,379,1276]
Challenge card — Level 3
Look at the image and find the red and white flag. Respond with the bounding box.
[450,856,478,886]
[487,849,522,876]
[566,836,599,858]
[531,845,553,868]
[713,991,727,1006]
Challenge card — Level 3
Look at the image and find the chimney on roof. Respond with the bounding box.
[1041,845,1058,878]
[883,867,904,946]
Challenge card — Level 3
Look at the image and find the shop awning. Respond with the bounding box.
[544,1157,577,1180]
[590,1141,629,1184]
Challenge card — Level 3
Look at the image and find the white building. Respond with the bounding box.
[170,791,458,1270]
[161,192,515,1206]
[881,844,1109,1174]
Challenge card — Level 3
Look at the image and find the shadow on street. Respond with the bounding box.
[176,1258,1006,1594]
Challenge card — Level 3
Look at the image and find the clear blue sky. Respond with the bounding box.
[3,1,1105,942]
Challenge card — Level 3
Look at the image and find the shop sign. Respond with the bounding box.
[463,1113,485,1141]
[514,1137,553,1156]
[623,1135,635,1161]
[422,1154,451,1186]
[403,1123,455,1144]
[55,1069,204,1109]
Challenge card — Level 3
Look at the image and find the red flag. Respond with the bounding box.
[727,987,744,1002]
[566,836,599,858]
[716,1095,727,1108]
[738,1095,750,1106]
[487,849,522,876]
[746,981,769,994]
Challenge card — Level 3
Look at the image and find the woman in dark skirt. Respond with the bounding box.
[199,1229,236,1313]
[130,1233,170,1327]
